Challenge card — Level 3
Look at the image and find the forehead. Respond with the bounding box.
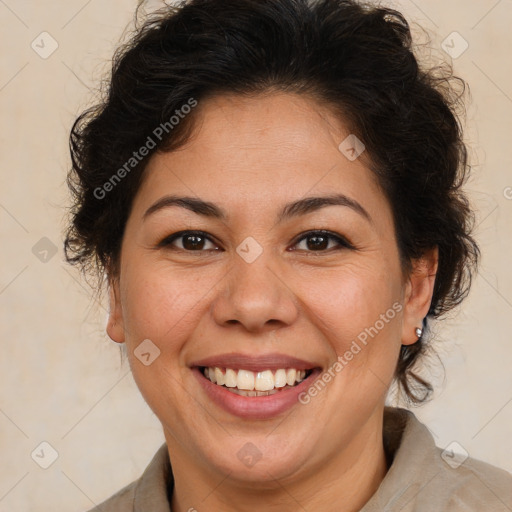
[133,92,388,224]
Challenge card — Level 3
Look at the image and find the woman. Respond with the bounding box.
[64,0,512,510]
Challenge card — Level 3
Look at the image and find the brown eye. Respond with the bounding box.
[293,230,354,252]
[158,231,219,251]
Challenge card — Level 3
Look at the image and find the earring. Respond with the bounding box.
[415,327,423,338]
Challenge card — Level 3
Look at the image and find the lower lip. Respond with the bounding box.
[192,367,322,420]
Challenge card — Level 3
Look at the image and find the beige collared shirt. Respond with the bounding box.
[87,407,512,511]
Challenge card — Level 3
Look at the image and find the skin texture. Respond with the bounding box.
[107,92,438,512]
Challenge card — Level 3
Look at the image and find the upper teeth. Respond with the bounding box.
[203,367,307,391]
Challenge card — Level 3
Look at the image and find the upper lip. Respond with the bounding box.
[190,353,321,372]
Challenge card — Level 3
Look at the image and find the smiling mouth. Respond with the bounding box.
[199,366,315,397]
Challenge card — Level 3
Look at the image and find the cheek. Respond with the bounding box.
[119,263,217,347]
[300,263,404,389]
[304,264,401,337]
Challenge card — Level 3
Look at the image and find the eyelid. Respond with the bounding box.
[291,229,355,251]
[157,229,355,252]
[157,230,221,249]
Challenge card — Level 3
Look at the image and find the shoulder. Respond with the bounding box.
[86,479,137,511]
[85,442,172,512]
[367,407,512,511]
[429,448,512,510]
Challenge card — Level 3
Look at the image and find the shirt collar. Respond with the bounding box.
[132,406,433,511]
[360,406,442,511]
[133,441,173,512]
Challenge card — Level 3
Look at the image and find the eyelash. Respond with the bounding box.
[157,229,355,253]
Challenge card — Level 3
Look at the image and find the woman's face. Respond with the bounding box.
[108,92,435,484]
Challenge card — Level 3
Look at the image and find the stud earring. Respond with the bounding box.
[415,327,423,338]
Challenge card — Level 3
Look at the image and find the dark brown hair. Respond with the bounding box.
[65,0,480,404]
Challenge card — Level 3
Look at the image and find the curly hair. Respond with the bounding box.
[64,0,480,404]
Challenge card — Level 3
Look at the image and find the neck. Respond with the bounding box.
[167,408,388,512]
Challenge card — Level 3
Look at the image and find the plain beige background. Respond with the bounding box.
[0,0,511,510]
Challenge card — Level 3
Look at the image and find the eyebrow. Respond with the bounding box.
[143,193,372,224]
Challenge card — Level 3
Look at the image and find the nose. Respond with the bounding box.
[211,251,299,334]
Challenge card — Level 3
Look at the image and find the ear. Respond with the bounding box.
[106,277,125,344]
[401,247,438,346]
